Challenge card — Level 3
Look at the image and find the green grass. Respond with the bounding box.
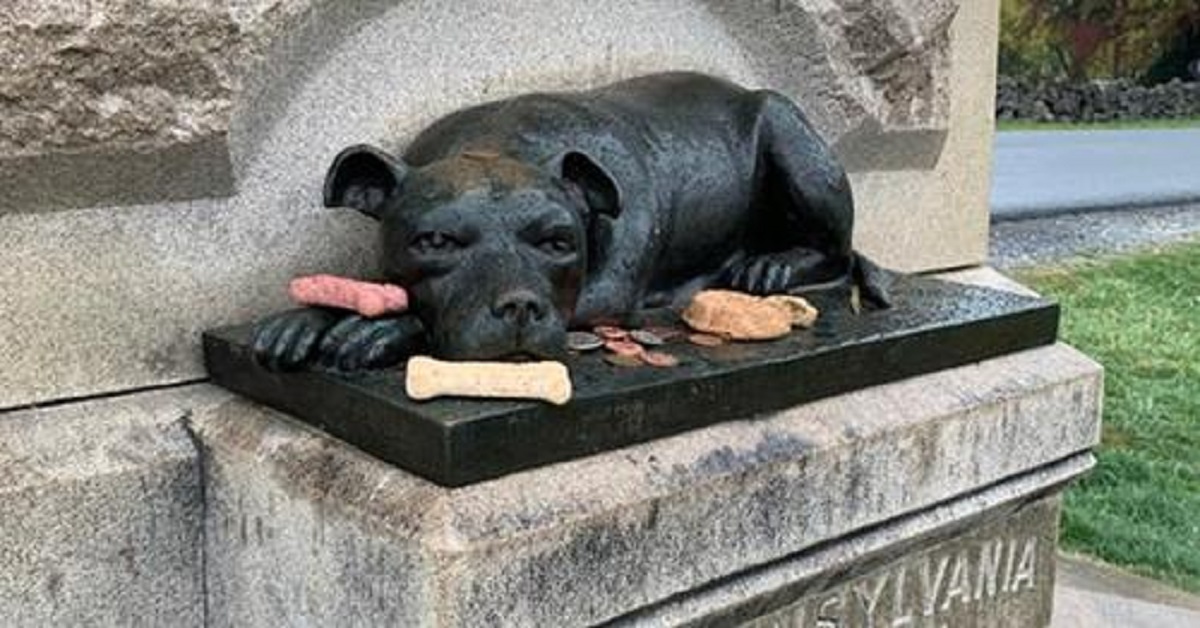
[998,117,1200,132]
[1015,241,1200,593]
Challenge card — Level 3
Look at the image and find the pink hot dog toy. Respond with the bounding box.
[288,275,409,318]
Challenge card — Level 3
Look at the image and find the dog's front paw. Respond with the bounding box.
[726,249,835,295]
[725,253,794,295]
[252,308,341,371]
[316,315,427,372]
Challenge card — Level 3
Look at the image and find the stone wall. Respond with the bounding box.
[997,76,1200,123]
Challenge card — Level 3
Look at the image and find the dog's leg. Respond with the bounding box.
[732,90,891,308]
[571,198,660,326]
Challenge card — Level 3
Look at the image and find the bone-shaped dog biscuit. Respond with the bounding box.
[405,356,573,405]
[289,275,408,318]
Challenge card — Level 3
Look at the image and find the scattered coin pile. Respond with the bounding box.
[566,290,817,370]
[566,325,688,368]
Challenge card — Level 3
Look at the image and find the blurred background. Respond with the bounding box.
[1000,0,1199,82]
[996,1,1200,123]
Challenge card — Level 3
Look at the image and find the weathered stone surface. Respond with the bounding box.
[0,197,379,410]
[1,0,959,213]
[726,493,1062,627]
[0,0,956,156]
[195,343,1101,626]
[852,0,998,272]
[0,0,303,156]
[0,385,228,627]
[0,0,997,409]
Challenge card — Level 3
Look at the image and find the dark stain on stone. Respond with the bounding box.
[45,571,63,605]
[117,539,138,577]
[645,500,661,531]
[692,431,808,477]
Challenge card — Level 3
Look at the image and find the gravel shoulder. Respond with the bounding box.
[990,202,1200,269]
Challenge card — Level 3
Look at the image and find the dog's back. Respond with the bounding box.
[402,72,761,201]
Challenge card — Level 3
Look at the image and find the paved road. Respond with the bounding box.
[991,129,1200,221]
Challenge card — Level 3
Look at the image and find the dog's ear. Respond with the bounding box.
[323,144,409,220]
[556,151,622,219]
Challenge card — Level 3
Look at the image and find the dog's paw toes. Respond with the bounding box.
[727,256,794,295]
[251,309,339,371]
[317,316,423,372]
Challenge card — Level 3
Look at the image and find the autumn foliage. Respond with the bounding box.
[1000,0,1200,82]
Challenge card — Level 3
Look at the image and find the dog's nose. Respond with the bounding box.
[491,289,549,326]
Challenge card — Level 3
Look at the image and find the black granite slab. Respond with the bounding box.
[203,275,1058,487]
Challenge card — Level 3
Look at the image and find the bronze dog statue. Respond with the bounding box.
[253,72,890,370]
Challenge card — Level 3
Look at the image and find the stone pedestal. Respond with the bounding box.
[0,1,1086,626]
[192,342,1101,627]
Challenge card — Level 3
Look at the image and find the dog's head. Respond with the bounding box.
[323,144,620,360]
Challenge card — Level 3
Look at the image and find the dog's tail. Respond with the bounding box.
[786,253,893,312]
[851,253,893,310]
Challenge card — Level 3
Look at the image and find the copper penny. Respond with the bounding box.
[604,354,643,368]
[687,333,726,347]
[629,329,666,346]
[604,339,645,357]
[594,325,629,340]
[644,326,684,341]
[640,351,680,367]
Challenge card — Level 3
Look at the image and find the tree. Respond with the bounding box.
[1001,0,1200,82]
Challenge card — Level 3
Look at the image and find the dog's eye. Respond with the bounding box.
[537,237,575,255]
[410,232,463,254]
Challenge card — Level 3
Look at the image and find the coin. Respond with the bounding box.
[687,333,726,347]
[604,354,643,368]
[640,351,680,367]
[644,326,684,341]
[566,331,604,352]
[594,325,629,340]
[604,339,645,357]
[629,329,665,346]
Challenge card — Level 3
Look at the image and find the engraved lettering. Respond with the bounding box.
[854,573,889,627]
[739,527,1049,628]
[792,604,808,628]
[975,540,1004,601]
[919,555,950,617]
[816,594,842,628]
[891,566,915,627]
[1003,538,1018,592]
[1010,538,1038,593]
[940,550,972,611]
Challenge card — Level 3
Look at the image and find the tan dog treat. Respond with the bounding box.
[763,295,820,329]
[405,356,572,405]
[682,290,793,340]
